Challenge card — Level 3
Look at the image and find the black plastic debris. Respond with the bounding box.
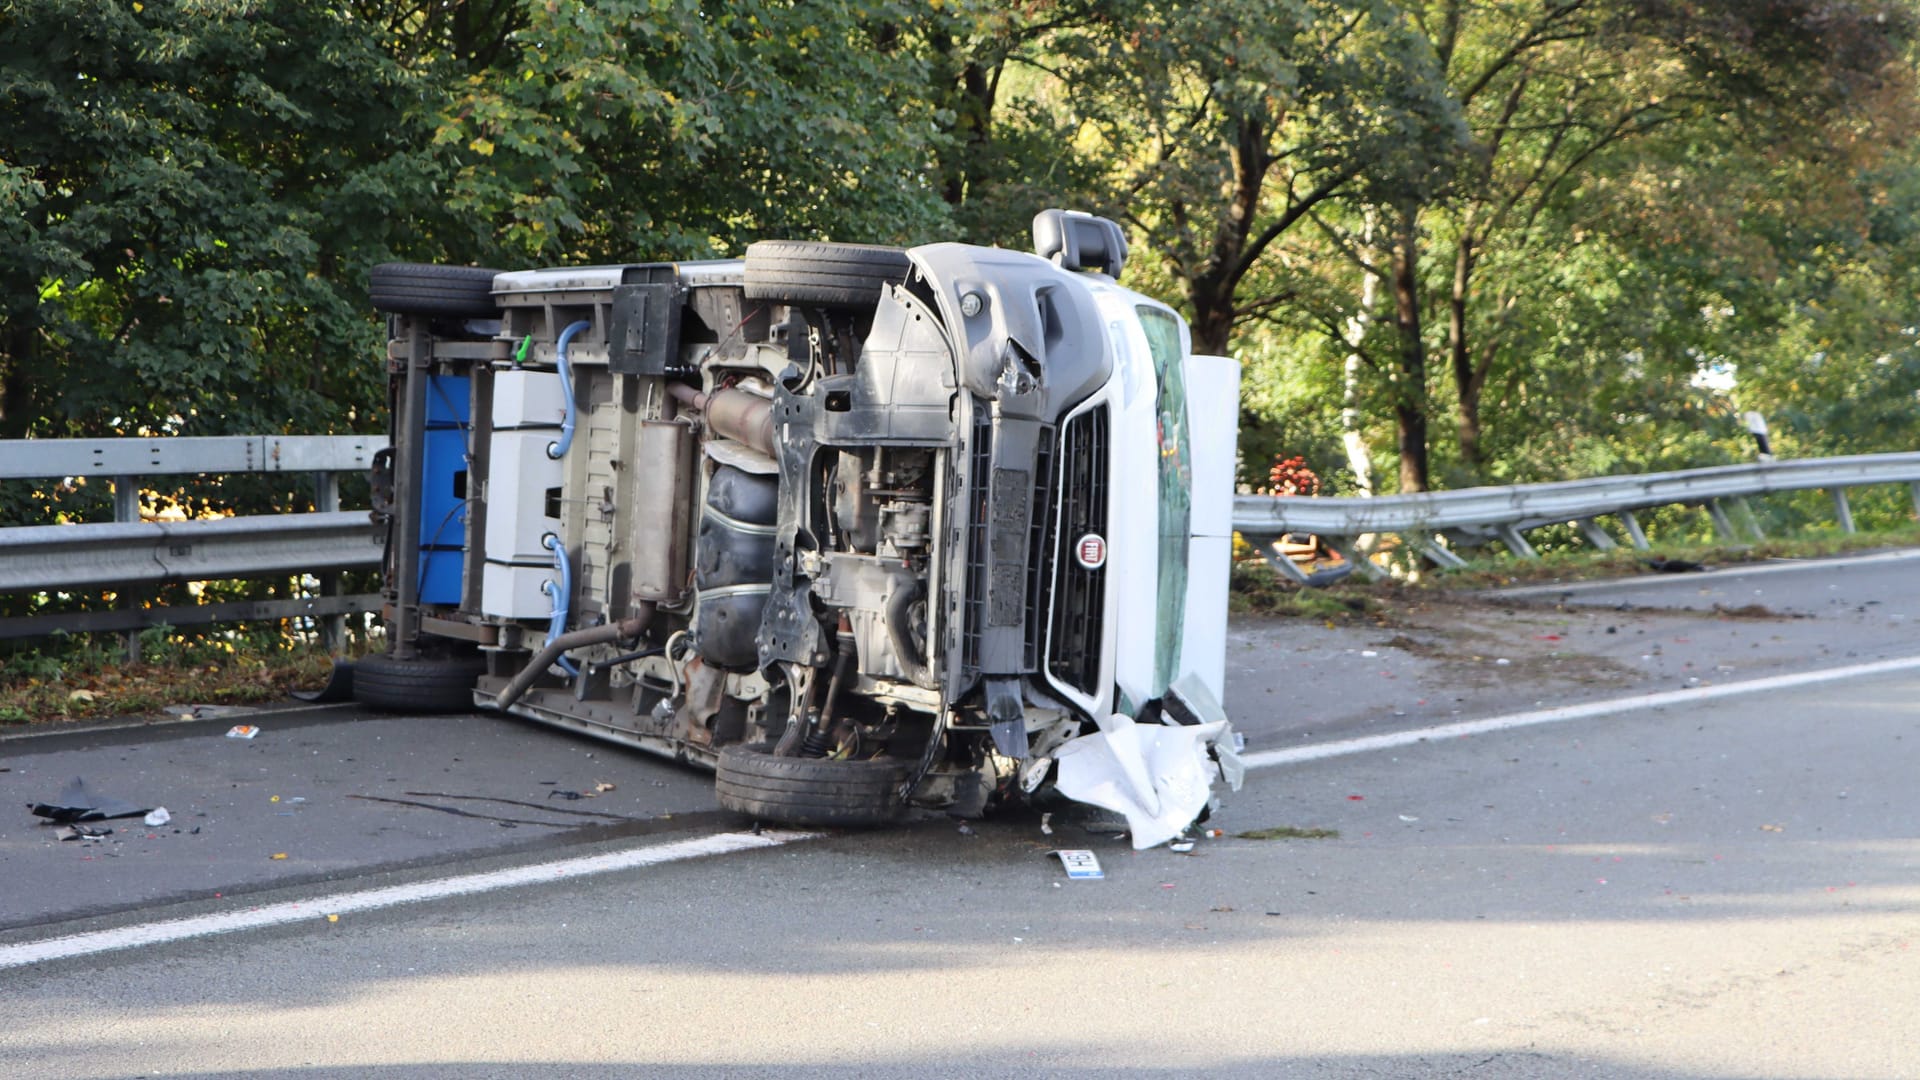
[29,777,150,823]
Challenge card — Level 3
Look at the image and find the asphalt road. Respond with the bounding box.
[1,550,1917,1078]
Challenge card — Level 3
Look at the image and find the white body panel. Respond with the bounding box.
[480,561,557,619]
[484,430,564,564]
[1178,354,1240,707]
[491,370,568,430]
[1096,305,1164,714]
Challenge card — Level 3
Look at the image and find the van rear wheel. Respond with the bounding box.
[353,651,487,713]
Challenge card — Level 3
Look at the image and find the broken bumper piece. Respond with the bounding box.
[1052,714,1241,850]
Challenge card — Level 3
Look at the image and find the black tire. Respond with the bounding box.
[743,241,912,308]
[353,651,487,713]
[714,742,908,827]
[368,262,502,318]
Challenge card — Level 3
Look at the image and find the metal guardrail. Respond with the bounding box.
[0,435,389,647]
[1233,453,1920,583]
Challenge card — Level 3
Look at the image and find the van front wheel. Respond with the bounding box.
[714,743,907,827]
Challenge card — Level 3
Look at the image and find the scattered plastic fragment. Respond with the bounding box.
[226,725,260,740]
[1347,794,1365,801]
[593,782,617,793]
[1494,658,1511,667]
[1398,814,1418,822]
[1169,839,1196,854]
[1761,823,1785,832]
[29,777,148,822]
[68,689,96,703]
[145,807,171,827]
[55,824,113,842]
[270,852,289,860]
[1054,849,1104,880]
[327,914,339,923]
[1360,650,1378,658]
[957,823,976,836]
[1040,812,1053,836]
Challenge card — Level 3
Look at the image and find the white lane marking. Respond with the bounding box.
[0,829,812,971]
[1492,547,1920,600]
[1242,654,1920,770]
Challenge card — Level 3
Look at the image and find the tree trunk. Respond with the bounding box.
[1189,295,1235,357]
[1389,209,1430,493]
[1341,210,1378,497]
[1449,233,1483,474]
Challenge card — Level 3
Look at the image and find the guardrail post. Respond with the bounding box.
[111,475,141,663]
[1495,524,1537,559]
[1909,482,1920,520]
[314,470,344,653]
[1250,539,1314,586]
[1706,499,1737,541]
[1730,496,1766,540]
[1575,518,1617,551]
[1830,488,1856,534]
[1418,534,1469,569]
[1326,539,1386,581]
[1617,511,1650,550]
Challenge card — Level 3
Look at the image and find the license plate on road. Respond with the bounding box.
[1055,849,1104,880]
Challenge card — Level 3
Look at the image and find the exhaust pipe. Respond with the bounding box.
[667,383,775,457]
[492,606,655,710]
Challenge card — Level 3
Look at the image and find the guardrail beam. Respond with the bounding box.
[0,512,381,593]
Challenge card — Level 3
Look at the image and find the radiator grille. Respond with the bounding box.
[1046,405,1109,694]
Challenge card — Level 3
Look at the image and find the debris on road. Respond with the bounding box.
[593,781,617,793]
[225,724,260,740]
[28,777,149,823]
[55,824,112,841]
[1236,826,1340,840]
[1054,849,1104,880]
[144,807,172,827]
[1052,710,1238,850]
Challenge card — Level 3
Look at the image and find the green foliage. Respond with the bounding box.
[3,0,1918,543]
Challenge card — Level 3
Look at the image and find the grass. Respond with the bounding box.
[1230,522,1920,616]
[0,634,353,728]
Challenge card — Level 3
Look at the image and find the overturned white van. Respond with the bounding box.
[354,211,1241,846]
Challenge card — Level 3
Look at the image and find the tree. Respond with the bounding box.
[1391,0,1915,482]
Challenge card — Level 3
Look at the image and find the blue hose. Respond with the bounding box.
[548,320,591,460]
[541,532,579,677]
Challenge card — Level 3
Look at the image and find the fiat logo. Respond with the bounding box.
[1074,533,1107,569]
